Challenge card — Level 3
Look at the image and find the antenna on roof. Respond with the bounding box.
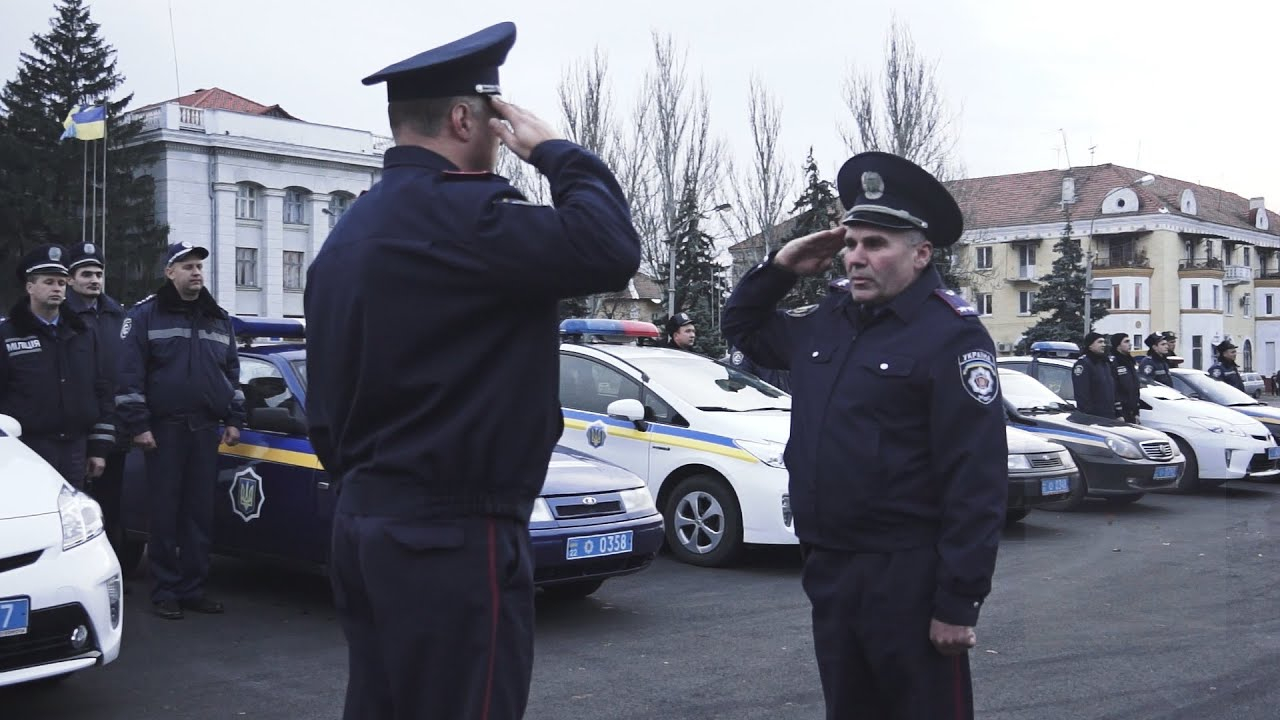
[167,0,182,95]
[1058,129,1072,169]
[1089,143,1097,165]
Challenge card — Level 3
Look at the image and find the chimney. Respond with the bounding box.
[1061,177,1077,205]
[1250,197,1265,211]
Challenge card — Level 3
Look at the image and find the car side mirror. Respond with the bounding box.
[606,398,646,429]
[251,406,307,435]
[0,414,22,438]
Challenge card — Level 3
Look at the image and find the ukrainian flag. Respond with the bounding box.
[59,104,106,141]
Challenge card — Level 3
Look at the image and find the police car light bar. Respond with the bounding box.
[231,316,307,342]
[559,318,660,339]
[1030,341,1081,358]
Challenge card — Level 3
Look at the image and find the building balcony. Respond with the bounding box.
[1006,266,1039,283]
[1223,264,1255,285]
[1093,253,1150,270]
[1178,257,1225,277]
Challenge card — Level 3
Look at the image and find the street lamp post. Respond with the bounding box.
[1083,174,1155,335]
[668,202,732,319]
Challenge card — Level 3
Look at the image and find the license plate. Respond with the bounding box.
[566,531,633,560]
[0,596,30,638]
[1268,447,1280,460]
[1153,465,1179,480]
[1040,477,1070,496]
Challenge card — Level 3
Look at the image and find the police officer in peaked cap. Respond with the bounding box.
[1208,338,1246,392]
[0,244,115,486]
[304,21,641,720]
[1138,332,1174,386]
[664,312,697,351]
[723,151,1007,719]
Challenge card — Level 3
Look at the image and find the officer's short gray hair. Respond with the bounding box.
[389,96,492,139]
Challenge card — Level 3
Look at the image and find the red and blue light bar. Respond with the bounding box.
[559,318,660,339]
[231,316,307,342]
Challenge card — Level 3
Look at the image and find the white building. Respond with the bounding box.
[128,88,389,316]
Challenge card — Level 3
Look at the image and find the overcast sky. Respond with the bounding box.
[4,0,1278,213]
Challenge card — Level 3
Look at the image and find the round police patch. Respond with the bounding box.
[958,350,998,405]
[120,318,132,339]
[1073,364,1084,376]
[1210,367,1222,378]
[861,171,885,200]
[731,351,744,365]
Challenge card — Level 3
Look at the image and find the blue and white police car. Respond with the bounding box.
[119,318,663,600]
[0,414,122,686]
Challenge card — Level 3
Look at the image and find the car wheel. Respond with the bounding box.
[664,474,742,568]
[1170,436,1200,493]
[1004,508,1030,525]
[1104,493,1144,505]
[539,579,605,601]
[118,536,146,578]
[1038,466,1088,512]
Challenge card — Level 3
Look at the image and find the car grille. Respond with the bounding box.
[1248,453,1278,474]
[1140,441,1175,462]
[1028,453,1063,469]
[0,602,97,673]
[0,550,42,575]
[1252,435,1270,443]
[551,499,624,519]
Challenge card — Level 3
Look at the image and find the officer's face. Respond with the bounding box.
[1223,348,1237,363]
[1117,338,1132,353]
[165,259,204,298]
[26,274,67,308]
[70,266,104,297]
[1088,338,1107,354]
[1152,340,1169,355]
[673,324,696,348]
[840,226,932,304]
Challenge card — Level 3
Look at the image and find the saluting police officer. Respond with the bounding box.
[1072,331,1119,419]
[1208,339,1246,392]
[117,241,244,620]
[1109,333,1141,423]
[0,245,114,486]
[304,22,641,720]
[1138,332,1174,386]
[664,312,698,351]
[722,152,1007,720]
[63,242,130,554]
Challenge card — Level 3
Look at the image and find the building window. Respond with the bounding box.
[236,247,259,287]
[976,246,992,270]
[1243,293,1252,318]
[1134,282,1144,310]
[1111,284,1121,310]
[1225,287,1234,316]
[1243,247,1252,267]
[1132,334,1142,349]
[1018,291,1036,315]
[1268,293,1275,316]
[328,193,353,228]
[284,251,304,290]
[1191,284,1200,309]
[1213,285,1220,310]
[1192,335,1203,370]
[1244,339,1253,371]
[977,293,993,316]
[1016,244,1036,278]
[236,184,260,220]
[284,189,308,225]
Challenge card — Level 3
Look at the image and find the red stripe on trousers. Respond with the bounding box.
[481,519,499,720]
[952,655,965,720]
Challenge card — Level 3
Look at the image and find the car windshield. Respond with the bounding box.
[291,359,307,388]
[1173,371,1257,406]
[626,355,791,412]
[999,370,1073,413]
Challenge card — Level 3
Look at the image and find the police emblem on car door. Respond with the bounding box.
[230,466,266,522]
[586,420,608,448]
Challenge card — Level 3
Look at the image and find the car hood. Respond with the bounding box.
[1141,389,1270,435]
[541,447,646,496]
[1006,425,1064,454]
[1012,410,1172,445]
[690,410,791,444]
[1221,403,1280,429]
[0,434,65,520]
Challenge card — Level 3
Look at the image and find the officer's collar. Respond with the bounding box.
[383,145,459,172]
[838,264,942,323]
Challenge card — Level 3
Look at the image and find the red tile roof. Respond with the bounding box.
[138,87,298,120]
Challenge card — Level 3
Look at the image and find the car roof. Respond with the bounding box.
[241,344,306,360]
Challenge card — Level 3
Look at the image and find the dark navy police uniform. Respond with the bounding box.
[723,153,1006,720]
[727,346,791,393]
[1072,333,1118,419]
[1208,340,1246,392]
[1108,334,1140,424]
[1137,333,1173,386]
[117,242,245,610]
[304,22,641,720]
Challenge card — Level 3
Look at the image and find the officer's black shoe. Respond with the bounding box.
[179,597,225,614]
[152,600,183,620]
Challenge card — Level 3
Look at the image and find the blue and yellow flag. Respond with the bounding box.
[59,104,106,141]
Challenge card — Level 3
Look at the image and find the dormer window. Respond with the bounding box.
[1180,189,1197,215]
[1101,188,1140,214]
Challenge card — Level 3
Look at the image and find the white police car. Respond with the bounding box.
[558,319,792,567]
[0,415,122,687]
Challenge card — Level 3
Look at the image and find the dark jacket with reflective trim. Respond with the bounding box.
[1109,350,1141,418]
[1072,352,1118,419]
[1137,353,1173,386]
[64,291,127,447]
[1208,360,1246,392]
[116,283,245,435]
[0,299,115,457]
[722,260,1008,627]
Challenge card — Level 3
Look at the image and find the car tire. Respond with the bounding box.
[1004,508,1030,525]
[539,579,605,600]
[1104,493,1144,505]
[1170,436,1200,493]
[1038,465,1088,512]
[664,474,742,568]
[118,536,146,578]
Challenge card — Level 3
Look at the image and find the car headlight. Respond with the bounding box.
[1189,417,1245,436]
[1105,436,1144,459]
[1007,454,1031,470]
[618,487,657,515]
[59,485,104,551]
[1058,450,1077,469]
[735,439,786,468]
[529,497,553,523]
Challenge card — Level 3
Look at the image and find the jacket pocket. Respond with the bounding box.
[381,522,466,553]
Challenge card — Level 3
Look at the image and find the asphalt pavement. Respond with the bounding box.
[5,480,1280,720]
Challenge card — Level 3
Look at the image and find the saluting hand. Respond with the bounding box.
[487,98,561,162]
[773,227,847,276]
[86,456,105,479]
[929,618,978,656]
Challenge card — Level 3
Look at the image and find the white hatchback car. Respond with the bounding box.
[0,414,122,687]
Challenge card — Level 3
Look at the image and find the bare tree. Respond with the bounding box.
[495,146,550,204]
[728,74,793,261]
[559,47,619,171]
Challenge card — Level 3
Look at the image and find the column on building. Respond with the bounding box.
[262,188,286,317]
[212,182,239,310]
[309,193,333,265]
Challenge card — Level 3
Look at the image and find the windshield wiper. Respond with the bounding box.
[738,406,791,412]
[1017,405,1060,415]
[697,406,739,412]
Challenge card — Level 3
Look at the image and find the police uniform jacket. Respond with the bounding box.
[1208,360,1246,392]
[304,140,641,520]
[1072,352,1118,419]
[0,299,115,458]
[64,291,126,444]
[1137,354,1173,386]
[116,282,245,435]
[1109,350,1141,418]
[728,346,791,393]
[722,261,1007,626]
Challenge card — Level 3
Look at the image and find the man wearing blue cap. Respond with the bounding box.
[664,312,697,351]
[117,241,244,620]
[305,21,641,720]
[1,244,114,486]
[723,152,1007,719]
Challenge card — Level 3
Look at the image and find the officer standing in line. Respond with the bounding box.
[63,242,129,553]
[116,241,244,620]
[1163,330,1184,368]
[1109,333,1141,423]
[664,312,698,351]
[0,245,113,486]
[1208,339,1247,392]
[304,22,641,720]
[722,152,1007,720]
[1072,331,1119,419]
[1138,333,1174,386]
[728,345,791,392]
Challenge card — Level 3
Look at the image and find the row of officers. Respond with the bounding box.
[1072,329,1247,421]
[0,240,243,619]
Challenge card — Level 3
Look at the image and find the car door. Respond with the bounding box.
[1033,362,1076,402]
[559,352,651,483]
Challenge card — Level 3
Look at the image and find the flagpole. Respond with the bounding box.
[101,104,109,264]
[81,139,88,244]
[90,135,97,248]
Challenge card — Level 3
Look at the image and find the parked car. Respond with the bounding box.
[119,319,664,600]
[1168,368,1280,443]
[1240,372,1265,399]
[1004,426,1080,524]
[0,414,123,687]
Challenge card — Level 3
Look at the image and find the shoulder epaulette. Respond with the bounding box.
[933,288,979,317]
[131,294,156,309]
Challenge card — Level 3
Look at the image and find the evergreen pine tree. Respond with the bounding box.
[668,186,731,357]
[778,148,840,308]
[1017,220,1109,352]
[0,0,166,304]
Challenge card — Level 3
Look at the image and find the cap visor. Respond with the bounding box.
[842,209,919,230]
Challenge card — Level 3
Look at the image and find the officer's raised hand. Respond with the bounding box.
[930,618,977,656]
[773,227,846,276]
[487,98,561,161]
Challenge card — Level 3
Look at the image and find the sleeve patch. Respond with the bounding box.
[120,317,132,339]
[1073,364,1084,376]
[934,289,979,316]
[958,350,998,404]
[496,197,548,208]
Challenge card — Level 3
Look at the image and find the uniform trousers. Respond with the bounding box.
[330,510,534,720]
[23,434,87,488]
[802,545,974,720]
[90,451,128,558]
[144,419,220,604]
